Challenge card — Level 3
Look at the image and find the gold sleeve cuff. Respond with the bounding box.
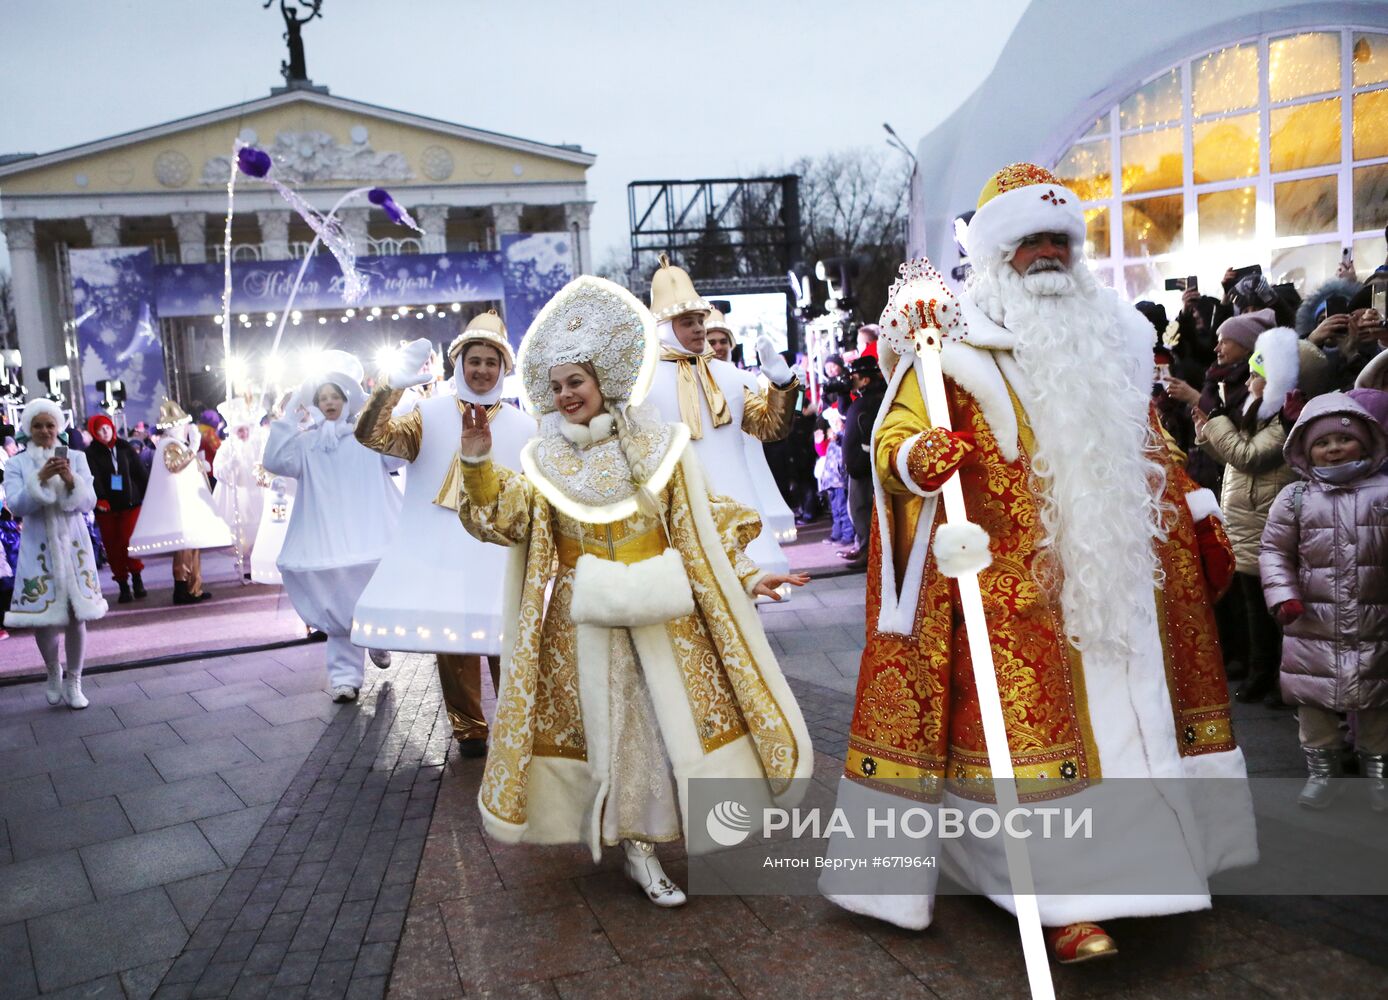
[460,457,500,508]
[355,385,422,461]
[741,377,798,442]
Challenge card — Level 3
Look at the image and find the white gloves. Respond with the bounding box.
[389,338,433,389]
[756,335,793,385]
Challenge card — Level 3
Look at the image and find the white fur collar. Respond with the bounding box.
[558,413,616,447]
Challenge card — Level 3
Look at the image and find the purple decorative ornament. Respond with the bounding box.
[236,146,273,179]
[367,187,406,225]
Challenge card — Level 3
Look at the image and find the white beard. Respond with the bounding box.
[970,256,1170,663]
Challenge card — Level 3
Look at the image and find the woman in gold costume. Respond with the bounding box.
[454,276,812,906]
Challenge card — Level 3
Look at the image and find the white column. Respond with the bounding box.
[1,218,54,396]
[82,214,122,247]
[256,209,291,260]
[413,205,448,254]
[489,202,524,248]
[338,207,371,252]
[170,211,207,264]
[563,201,594,275]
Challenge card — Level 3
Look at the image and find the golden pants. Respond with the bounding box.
[436,653,501,740]
[172,550,203,595]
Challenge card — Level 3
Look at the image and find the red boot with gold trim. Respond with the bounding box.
[1046,922,1118,964]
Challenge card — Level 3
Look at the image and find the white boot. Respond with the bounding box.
[63,675,89,710]
[44,663,63,706]
[622,839,686,907]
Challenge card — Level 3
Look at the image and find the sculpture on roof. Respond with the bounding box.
[264,0,323,88]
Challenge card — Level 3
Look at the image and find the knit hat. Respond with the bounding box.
[1302,409,1375,454]
[87,414,115,439]
[1216,308,1277,353]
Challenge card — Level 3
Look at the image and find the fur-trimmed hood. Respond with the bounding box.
[1295,278,1362,338]
[1250,327,1331,421]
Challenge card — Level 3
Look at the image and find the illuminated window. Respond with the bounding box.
[1049,26,1388,301]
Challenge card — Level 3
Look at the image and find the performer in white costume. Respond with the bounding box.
[250,394,298,587]
[129,400,234,604]
[354,310,535,755]
[454,275,811,906]
[4,399,107,709]
[705,307,798,545]
[262,352,404,701]
[645,258,799,577]
[212,397,267,580]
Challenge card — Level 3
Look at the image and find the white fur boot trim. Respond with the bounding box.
[932,521,993,578]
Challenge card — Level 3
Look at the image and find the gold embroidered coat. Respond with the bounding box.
[455,428,813,858]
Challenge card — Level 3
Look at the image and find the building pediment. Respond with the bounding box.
[0,90,594,198]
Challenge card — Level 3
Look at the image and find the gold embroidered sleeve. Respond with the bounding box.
[354,385,422,462]
[741,378,798,442]
[667,463,765,590]
[875,370,930,496]
[457,458,535,547]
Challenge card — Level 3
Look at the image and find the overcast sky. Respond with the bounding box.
[0,0,1029,273]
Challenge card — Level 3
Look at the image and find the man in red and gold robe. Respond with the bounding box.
[820,164,1256,964]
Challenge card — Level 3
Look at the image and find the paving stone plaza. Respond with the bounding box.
[1,560,1385,999]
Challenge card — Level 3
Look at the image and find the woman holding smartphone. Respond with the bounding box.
[3,399,108,708]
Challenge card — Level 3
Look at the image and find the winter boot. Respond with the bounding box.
[63,664,88,711]
[117,578,133,604]
[131,571,147,599]
[44,662,64,706]
[1298,747,1345,809]
[1359,752,1387,814]
[622,839,686,907]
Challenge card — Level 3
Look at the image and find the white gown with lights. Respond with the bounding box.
[128,423,234,556]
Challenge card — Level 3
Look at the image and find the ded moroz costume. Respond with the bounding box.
[451,276,812,906]
[819,164,1256,964]
[645,257,799,577]
[261,351,404,701]
[353,310,536,753]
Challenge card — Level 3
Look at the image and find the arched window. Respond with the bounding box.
[1051,28,1388,301]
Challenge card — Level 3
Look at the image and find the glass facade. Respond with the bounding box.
[1051,27,1388,303]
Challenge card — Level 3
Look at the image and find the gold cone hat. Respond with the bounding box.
[448,308,516,372]
[156,398,191,429]
[649,253,711,323]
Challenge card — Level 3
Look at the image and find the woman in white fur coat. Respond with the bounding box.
[261,352,404,703]
[3,399,108,708]
[454,276,811,908]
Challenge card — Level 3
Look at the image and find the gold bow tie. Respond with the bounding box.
[660,346,731,440]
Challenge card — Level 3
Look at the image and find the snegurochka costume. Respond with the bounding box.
[4,399,108,709]
[645,257,799,578]
[261,351,404,701]
[819,165,1255,964]
[212,397,267,578]
[452,276,812,905]
[128,399,234,604]
[704,307,798,546]
[354,310,536,749]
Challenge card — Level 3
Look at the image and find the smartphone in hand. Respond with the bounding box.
[53,445,68,460]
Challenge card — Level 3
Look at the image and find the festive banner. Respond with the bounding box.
[69,247,169,427]
[501,233,575,350]
[153,249,507,317]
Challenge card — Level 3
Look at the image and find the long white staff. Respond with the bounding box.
[916,329,1055,1000]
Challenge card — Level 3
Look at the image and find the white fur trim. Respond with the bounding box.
[1185,488,1224,525]
[938,331,1020,463]
[963,181,1086,262]
[519,423,689,524]
[893,433,936,498]
[457,450,491,465]
[19,398,66,435]
[1252,326,1300,421]
[25,469,58,507]
[570,548,695,628]
[932,521,993,578]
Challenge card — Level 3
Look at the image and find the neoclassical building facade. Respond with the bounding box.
[0,88,594,403]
